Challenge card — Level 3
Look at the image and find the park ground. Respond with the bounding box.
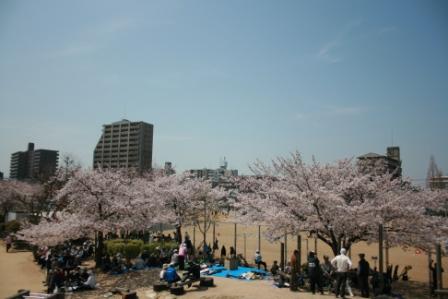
[0,241,437,299]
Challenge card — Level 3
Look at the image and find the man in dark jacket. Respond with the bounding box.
[307,251,324,294]
[357,253,370,298]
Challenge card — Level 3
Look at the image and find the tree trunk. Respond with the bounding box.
[176,225,182,244]
[95,231,104,268]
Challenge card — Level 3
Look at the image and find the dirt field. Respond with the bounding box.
[0,241,46,297]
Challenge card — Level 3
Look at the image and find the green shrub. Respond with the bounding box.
[124,243,141,260]
[105,239,178,258]
[106,241,125,257]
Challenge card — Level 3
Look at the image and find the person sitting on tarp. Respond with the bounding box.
[254,250,267,271]
[77,269,96,291]
[163,263,181,285]
[271,260,280,275]
[182,262,201,288]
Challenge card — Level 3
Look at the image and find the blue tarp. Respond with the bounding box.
[206,265,270,280]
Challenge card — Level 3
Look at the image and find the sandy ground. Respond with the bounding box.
[0,241,46,297]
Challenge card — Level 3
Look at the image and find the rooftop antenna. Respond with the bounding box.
[391,129,394,146]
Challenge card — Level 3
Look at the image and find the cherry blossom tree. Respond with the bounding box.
[235,151,448,255]
[19,168,165,266]
[151,174,201,243]
[186,179,227,246]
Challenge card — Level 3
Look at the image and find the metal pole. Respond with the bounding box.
[213,221,216,247]
[193,225,196,249]
[234,223,237,254]
[258,225,261,252]
[385,229,389,267]
[244,233,247,260]
[379,224,384,274]
[284,234,288,267]
[437,243,443,290]
[297,234,302,274]
[428,250,433,297]
[280,242,285,270]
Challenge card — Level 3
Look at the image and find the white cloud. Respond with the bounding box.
[317,41,342,64]
[316,19,363,64]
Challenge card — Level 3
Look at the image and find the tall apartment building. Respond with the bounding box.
[10,143,59,181]
[93,119,153,172]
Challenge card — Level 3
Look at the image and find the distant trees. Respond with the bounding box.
[0,180,42,223]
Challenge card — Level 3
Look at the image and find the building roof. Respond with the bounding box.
[357,152,385,159]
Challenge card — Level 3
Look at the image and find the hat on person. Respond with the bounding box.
[256,250,260,253]
[340,248,347,255]
[173,249,178,253]
[162,264,169,270]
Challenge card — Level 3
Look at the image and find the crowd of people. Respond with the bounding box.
[268,248,404,298]
[6,228,424,297]
[33,240,95,293]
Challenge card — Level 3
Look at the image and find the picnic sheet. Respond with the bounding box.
[205,265,270,280]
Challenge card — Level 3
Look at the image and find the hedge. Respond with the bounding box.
[105,239,177,259]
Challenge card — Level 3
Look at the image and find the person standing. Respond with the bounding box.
[5,234,12,252]
[331,248,352,299]
[357,254,370,298]
[430,260,444,295]
[322,255,335,292]
[307,251,324,295]
[290,249,300,291]
[178,243,187,270]
[254,250,267,270]
[220,245,227,259]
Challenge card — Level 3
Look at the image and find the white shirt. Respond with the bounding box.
[84,274,96,288]
[331,254,352,273]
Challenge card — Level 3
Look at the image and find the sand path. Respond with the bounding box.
[0,241,46,298]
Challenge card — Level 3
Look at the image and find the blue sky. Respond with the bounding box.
[0,0,447,183]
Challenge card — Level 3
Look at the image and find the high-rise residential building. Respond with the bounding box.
[357,146,402,178]
[93,119,153,172]
[10,143,59,181]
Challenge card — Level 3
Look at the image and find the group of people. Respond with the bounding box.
[268,248,373,298]
[32,241,95,293]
